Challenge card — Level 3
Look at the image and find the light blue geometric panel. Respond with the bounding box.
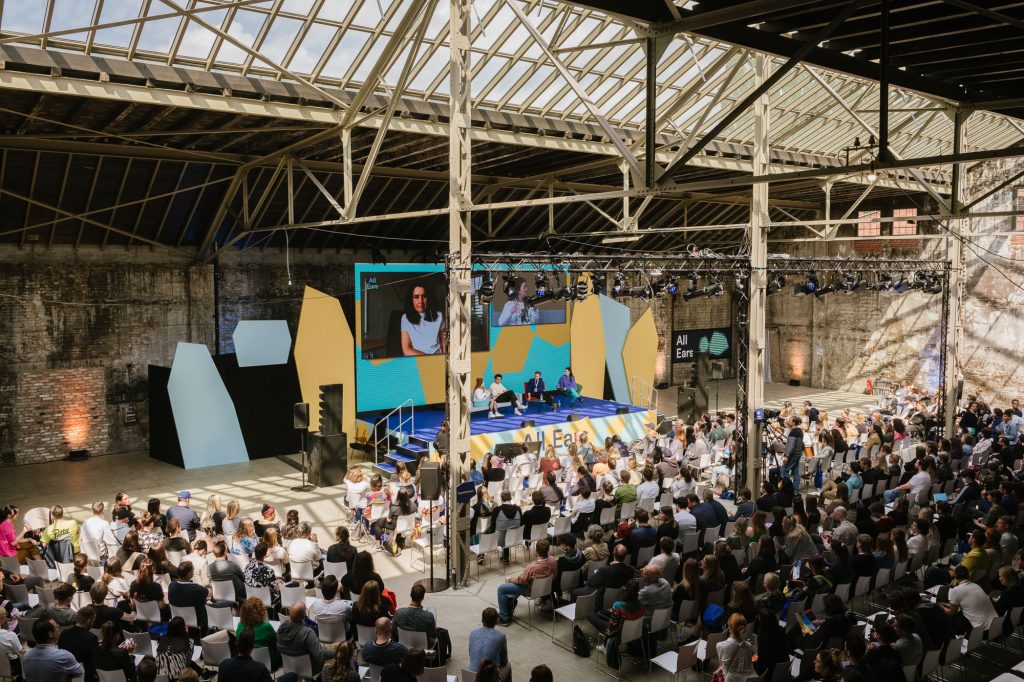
[599,294,632,404]
[167,342,249,469]
[233,320,292,367]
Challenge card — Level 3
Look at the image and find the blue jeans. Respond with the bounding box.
[781,457,801,491]
[883,489,902,503]
[497,582,531,622]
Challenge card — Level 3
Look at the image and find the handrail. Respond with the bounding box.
[630,375,658,412]
[373,398,415,465]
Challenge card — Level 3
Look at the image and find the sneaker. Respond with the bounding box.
[497,619,513,627]
[515,409,523,416]
[488,412,498,419]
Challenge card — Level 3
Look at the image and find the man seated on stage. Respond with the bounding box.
[525,371,556,411]
[489,374,523,418]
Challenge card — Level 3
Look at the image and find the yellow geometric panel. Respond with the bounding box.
[623,307,658,406]
[570,279,605,399]
[294,286,356,438]
[416,355,447,405]
[490,325,536,375]
[534,319,570,347]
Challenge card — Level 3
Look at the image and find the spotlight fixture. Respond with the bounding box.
[503,273,517,299]
[893,274,912,294]
[793,271,819,296]
[631,284,654,300]
[766,273,786,296]
[683,277,723,301]
[591,273,607,296]
[852,273,870,291]
[683,273,699,298]
[814,277,837,298]
[665,274,680,297]
[923,273,943,294]
[478,273,495,303]
[557,281,574,301]
[910,271,929,290]
[870,272,893,291]
[611,273,625,297]
[534,273,548,299]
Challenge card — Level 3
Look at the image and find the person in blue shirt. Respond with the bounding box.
[998,411,1020,447]
[845,461,865,495]
[23,618,85,682]
[468,608,508,673]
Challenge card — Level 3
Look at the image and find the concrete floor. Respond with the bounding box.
[655,380,880,418]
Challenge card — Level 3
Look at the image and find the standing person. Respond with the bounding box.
[165,492,201,543]
[556,367,583,405]
[400,280,445,356]
[489,374,524,417]
[23,618,85,681]
[780,417,804,492]
[467,608,508,674]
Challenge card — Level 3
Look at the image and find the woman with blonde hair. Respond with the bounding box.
[222,500,241,537]
[232,518,257,557]
[581,524,609,573]
[200,494,224,537]
[539,446,562,475]
[324,641,360,682]
[747,510,768,543]
[235,596,278,667]
[101,556,130,605]
[263,527,289,577]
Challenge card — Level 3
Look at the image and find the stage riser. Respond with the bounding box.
[470,408,655,460]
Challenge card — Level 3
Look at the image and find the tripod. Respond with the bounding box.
[291,429,316,492]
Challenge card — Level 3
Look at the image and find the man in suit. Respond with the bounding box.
[208,541,245,604]
[217,630,273,682]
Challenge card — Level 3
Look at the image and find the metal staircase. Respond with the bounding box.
[372,399,429,475]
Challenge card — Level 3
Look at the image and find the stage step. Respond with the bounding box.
[395,443,428,459]
[408,435,430,449]
[373,461,396,475]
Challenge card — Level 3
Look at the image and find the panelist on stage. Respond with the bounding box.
[489,374,523,418]
[400,281,445,356]
[526,371,556,411]
[556,367,583,404]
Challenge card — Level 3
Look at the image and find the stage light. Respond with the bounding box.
[893,274,912,293]
[910,271,929,290]
[665,275,679,296]
[838,272,856,293]
[766,273,786,296]
[534,273,548,298]
[503,274,517,299]
[793,271,819,296]
[591,273,607,296]
[683,276,723,301]
[852,274,870,291]
[870,272,893,291]
[631,284,654,299]
[556,274,574,300]
[611,273,625,297]
[478,274,495,303]
[924,273,943,294]
[683,273,699,299]
[814,278,837,297]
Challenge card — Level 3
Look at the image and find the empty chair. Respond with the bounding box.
[553,589,596,643]
[649,641,699,682]
[317,617,347,644]
[201,634,232,670]
[323,561,347,581]
[282,653,315,681]
[206,605,234,632]
[133,599,162,625]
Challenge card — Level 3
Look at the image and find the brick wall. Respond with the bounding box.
[15,367,108,464]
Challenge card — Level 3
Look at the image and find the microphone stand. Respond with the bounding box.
[292,429,316,492]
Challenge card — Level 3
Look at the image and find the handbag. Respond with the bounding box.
[710,670,725,682]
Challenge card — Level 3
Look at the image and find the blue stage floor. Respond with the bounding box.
[362,397,647,444]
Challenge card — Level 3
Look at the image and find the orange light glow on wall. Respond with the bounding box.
[62,405,92,449]
[789,347,805,380]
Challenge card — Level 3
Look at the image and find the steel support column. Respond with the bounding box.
[944,110,966,436]
[446,0,473,589]
[744,54,770,493]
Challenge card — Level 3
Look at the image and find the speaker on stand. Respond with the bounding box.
[291,402,316,492]
[711,361,724,414]
[415,462,449,593]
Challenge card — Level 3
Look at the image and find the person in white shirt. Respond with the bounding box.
[183,540,211,586]
[344,468,371,521]
[488,374,523,417]
[80,501,118,559]
[308,575,352,623]
[883,459,932,503]
[496,277,539,326]
[0,606,26,663]
[509,449,535,478]
[472,378,500,417]
[943,566,998,630]
[907,519,930,557]
[400,281,445,356]
[287,521,322,578]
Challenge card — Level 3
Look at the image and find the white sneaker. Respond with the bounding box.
[491,411,503,418]
[515,409,523,416]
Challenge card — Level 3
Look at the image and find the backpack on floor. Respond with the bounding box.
[572,624,591,658]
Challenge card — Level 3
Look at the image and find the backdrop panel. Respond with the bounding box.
[294,286,356,438]
[569,273,605,400]
[599,294,632,403]
[623,308,658,405]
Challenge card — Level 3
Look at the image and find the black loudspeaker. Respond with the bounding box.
[521,420,535,428]
[68,449,90,461]
[309,432,347,487]
[788,379,801,387]
[419,461,442,500]
[711,361,724,380]
[293,402,309,430]
[319,384,343,435]
[616,407,630,415]
[567,414,581,422]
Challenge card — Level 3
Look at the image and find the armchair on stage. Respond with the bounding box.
[521,382,584,408]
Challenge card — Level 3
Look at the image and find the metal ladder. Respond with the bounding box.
[630,375,658,411]
[373,398,415,466]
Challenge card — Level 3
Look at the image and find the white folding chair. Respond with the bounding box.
[291,560,316,584]
[133,599,162,624]
[251,646,273,672]
[97,670,127,682]
[316,617,348,644]
[211,580,235,602]
[206,605,234,632]
[282,653,315,681]
[169,604,199,629]
[323,561,347,581]
[469,533,499,579]
[245,584,273,608]
[280,584,306,610]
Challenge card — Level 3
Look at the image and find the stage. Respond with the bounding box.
[356,397,655,473]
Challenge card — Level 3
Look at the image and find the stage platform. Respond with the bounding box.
[357,397,654,474]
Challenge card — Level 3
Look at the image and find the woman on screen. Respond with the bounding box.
[496,277,539,326]
[400,281,445,356]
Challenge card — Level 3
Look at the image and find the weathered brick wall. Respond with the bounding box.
[0,247,214,466]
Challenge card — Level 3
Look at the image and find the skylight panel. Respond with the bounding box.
[50,0,93,43]
[214,9,265,64]
[94,0,143,48]
[256,15,302,66]
[2,1,46,34]
[290,22,335,74]
[177,6,227,59]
